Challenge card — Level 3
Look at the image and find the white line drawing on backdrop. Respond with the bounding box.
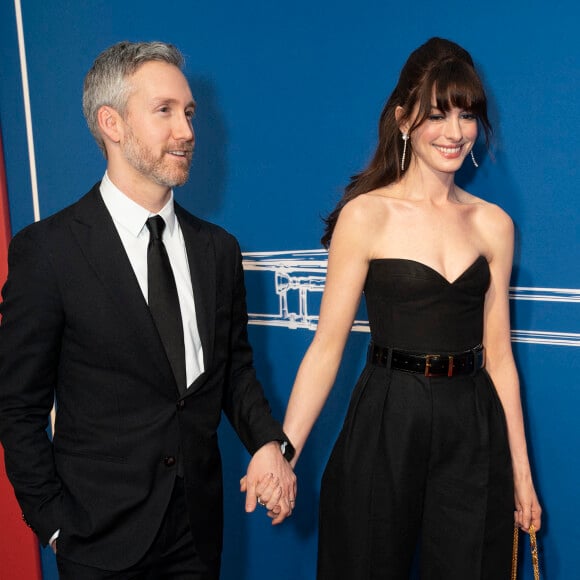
[242,249,580,347]
[242,249,326,330]
[509,288,580,303]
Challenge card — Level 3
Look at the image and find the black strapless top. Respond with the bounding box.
[364,256,490,353]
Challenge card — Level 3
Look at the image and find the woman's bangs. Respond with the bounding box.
[433,61,487,114]
[409,58,492,143]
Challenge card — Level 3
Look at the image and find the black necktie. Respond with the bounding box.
[146,216,186,394]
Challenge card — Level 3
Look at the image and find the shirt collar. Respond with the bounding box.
[99,172,176,237]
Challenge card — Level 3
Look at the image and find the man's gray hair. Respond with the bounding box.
[82,41,184,155]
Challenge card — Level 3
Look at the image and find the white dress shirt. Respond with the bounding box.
[100,172,204,385]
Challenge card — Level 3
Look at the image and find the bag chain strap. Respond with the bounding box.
[511,523,540,580]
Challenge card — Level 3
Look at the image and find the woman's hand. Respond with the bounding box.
[514,476,542,532]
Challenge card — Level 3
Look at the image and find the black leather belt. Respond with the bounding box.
[368,343,485,377]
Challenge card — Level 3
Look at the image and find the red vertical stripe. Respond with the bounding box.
[0,130,42,578]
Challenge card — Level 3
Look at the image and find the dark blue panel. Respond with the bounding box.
[1,1,578,579]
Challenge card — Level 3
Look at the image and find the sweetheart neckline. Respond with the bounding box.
[369,255,487,285]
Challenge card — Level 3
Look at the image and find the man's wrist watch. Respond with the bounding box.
[279,439,295,462]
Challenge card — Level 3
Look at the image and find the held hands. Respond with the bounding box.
[241,441,297,525]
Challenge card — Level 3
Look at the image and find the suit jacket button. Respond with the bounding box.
[164,456,176,467]
[177,400,185,410]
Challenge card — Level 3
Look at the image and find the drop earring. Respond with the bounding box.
[470,149,479,168]
[401,133,409,171]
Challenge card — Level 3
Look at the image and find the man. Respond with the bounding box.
[0,41,295,579]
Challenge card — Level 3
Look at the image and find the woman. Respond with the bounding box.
[282,37,541,579]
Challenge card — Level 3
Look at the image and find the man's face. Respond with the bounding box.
[119,61,196,189]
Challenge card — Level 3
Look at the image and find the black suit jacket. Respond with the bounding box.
[0,184,285,569]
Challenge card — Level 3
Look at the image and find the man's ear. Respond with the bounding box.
[97,106,123,144]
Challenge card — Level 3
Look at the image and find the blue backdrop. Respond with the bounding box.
[1,1,578,578]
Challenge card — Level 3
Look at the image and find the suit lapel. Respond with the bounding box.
[69,185,177,393]
[175,204,216,379]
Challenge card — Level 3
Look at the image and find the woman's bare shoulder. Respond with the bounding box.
[339,190,392,226]
[460,195,514,261]
[458,189,513,230]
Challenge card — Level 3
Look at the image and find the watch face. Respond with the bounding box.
[280,440,295,462]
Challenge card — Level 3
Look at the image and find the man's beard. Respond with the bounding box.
[122,128,192,188]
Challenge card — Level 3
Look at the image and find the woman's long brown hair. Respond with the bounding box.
[321,37,492,248]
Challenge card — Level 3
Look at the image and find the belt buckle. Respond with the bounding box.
[424,354,453,377]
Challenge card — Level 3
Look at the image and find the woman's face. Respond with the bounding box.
[406,101,478,176]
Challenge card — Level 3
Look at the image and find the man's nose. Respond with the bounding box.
[174,114,194,142]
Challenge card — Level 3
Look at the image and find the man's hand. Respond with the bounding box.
[241,441,297,525]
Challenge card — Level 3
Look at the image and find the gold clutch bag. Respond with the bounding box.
[511,523,540,580]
